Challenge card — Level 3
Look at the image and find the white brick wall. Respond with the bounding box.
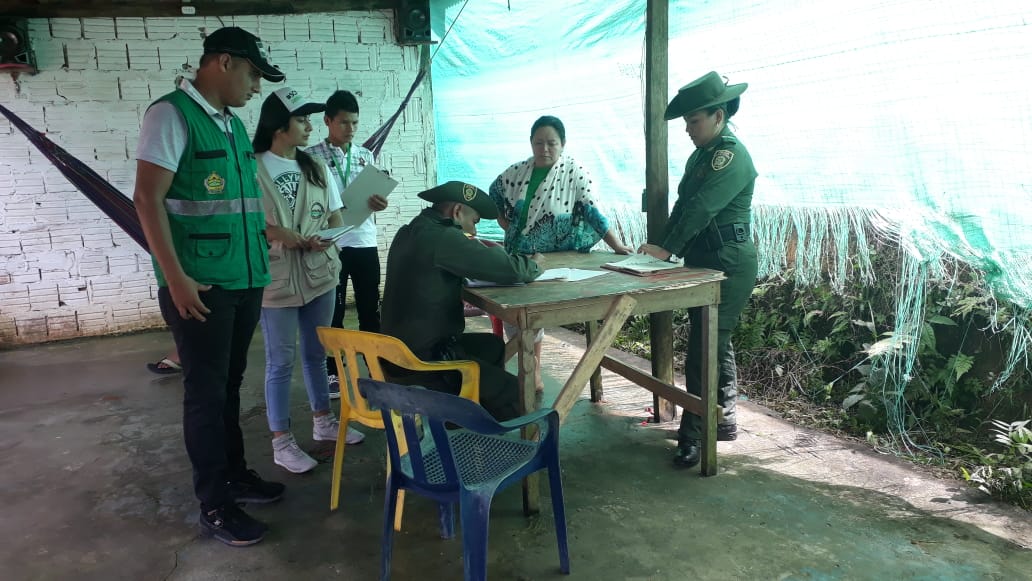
[0,12,437,347]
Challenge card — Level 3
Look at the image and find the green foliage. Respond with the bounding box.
[961,420,1032,509]
[606,236,1032,509]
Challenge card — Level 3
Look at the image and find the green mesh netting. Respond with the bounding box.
[429,0,1032,450]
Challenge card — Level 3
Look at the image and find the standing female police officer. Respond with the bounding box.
[639,71,759,468]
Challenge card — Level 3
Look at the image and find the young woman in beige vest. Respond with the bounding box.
[253,87,365,474]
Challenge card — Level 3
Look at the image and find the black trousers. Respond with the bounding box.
[327,246,381,374]
[159,286,263,511]
[382,333,520,421]
[678,240,758,443]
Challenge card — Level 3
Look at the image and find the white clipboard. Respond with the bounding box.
[338,165,399,227]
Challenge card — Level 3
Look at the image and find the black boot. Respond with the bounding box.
[717,423,737,441]
[672,441,701,468]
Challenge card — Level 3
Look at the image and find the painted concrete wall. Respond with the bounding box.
[0,12,435,347]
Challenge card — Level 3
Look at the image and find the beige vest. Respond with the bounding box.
[257,156,341,308]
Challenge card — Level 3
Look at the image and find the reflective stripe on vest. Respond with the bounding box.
[165,197,263,216]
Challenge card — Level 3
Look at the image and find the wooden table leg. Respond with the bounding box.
[649,311,676,422]
[518,327,541,515]
[699,303,719,476]
[585,320,604,402]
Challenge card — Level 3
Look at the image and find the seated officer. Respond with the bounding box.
[381,181,543,420]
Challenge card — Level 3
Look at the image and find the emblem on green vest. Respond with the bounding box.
[711,150,734,172]
[204,171,226,194]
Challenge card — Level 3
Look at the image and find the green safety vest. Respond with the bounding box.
[151,90,270,290]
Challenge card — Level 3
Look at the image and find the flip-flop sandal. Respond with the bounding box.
[147,357,182,375]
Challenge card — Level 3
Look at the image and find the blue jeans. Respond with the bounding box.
[260,289,335,433]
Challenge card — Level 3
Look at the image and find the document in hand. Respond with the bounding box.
[601,254,684,276]
[339,165,399,227]
[316,225,355,243]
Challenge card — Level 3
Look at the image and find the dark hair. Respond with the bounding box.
[705,97,740,119]
[252,111,327,190]
[325,90,359,119]
[530,115,566,145]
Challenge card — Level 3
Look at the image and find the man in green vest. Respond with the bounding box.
[133,27,284,547]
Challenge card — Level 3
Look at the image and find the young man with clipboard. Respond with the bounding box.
[306,90,390,395]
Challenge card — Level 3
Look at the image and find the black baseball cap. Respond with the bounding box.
[203,27,285,83]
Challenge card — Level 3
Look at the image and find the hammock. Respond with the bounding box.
[0,102,149,251]
[0,60,429,251]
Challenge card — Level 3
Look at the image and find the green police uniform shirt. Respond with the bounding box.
[382,208,541,358]
[660,125,757,256]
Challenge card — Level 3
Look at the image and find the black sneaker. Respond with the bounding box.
[229,469,285,504]
[200,504,268,547]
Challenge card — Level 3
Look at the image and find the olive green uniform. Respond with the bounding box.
[658,125,758,444]
[381,208,541,420]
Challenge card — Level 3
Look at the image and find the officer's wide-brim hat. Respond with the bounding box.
[418,181,499,220]
[260,86,326,127]
[664,71,747,120]
[203,27,285,83]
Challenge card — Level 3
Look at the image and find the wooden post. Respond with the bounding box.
[645,0,675,422]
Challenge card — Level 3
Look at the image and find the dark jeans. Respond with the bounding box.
[678,240,758,443]
[159,286,263,511]
[381,333,520,421]
[326,246,381,374]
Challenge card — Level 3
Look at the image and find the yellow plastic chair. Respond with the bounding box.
[315,327,481,529]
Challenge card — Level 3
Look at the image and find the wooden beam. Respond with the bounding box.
[597,355,717,418]
[553,295,637,421]
[1,0,393,18]
[644,0,675,422]
[585,320,604,402]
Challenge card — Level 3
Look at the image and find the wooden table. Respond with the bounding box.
[463,251,726,513]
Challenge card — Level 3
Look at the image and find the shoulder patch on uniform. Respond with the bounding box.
[711,150,734,171]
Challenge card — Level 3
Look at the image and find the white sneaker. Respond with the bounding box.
[272,433,318,474]
[313,413,365,445]
[327,375,341,400]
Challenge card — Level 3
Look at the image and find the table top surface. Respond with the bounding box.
[463,251,725,310]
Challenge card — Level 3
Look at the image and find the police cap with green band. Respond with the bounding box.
[418,181,498,220]
[664,71,748,120]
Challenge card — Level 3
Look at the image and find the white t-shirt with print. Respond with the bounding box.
[257,151,343,216]
[305,141,378,248]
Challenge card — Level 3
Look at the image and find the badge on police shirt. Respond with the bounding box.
[711,150,734,171]
[462,183,477,202]
[204,171,226,195]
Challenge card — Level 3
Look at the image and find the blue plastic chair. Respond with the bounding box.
[359,378,570,581]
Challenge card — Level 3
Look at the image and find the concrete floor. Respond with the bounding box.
[1,318,1030,581]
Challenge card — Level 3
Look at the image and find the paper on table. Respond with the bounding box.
[338,165,399,227]
[535,268,608,282]
[602,253,682,275]
[465,279,527,288]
